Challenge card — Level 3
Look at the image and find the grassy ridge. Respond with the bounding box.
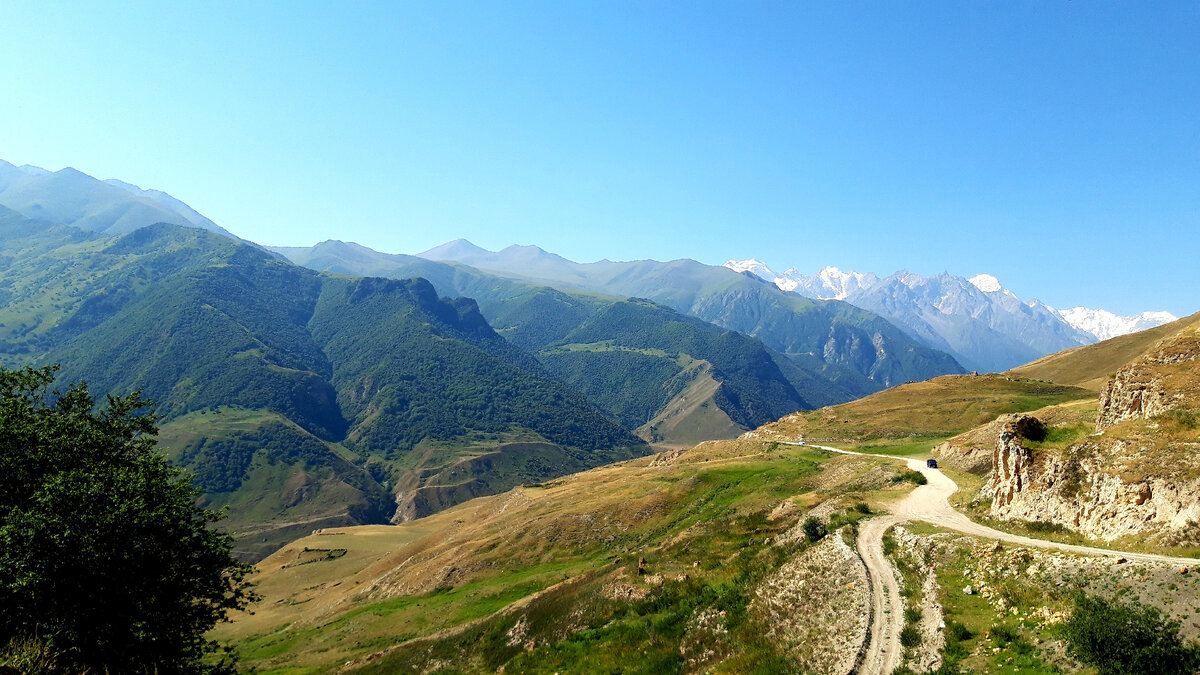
[755,373,1092,449]
[1007,311,1200,391]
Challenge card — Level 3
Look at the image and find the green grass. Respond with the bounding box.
[235,559,593,664]
[1024,422,1092,450]
[221,443,860,673]
[850,435,954,458]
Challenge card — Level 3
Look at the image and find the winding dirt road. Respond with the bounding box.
[779,442,1199,675]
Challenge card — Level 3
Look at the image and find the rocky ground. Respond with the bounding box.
[751,529,869,674]
[901,526,1200,672]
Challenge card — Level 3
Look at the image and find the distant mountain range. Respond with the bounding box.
[273,239,959,426]
[0,158,1182,563]
[0,160,232,237]
[724,259,1177,373]
[406,239,964,388]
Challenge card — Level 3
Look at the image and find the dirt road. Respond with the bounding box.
[780,442,1198,674]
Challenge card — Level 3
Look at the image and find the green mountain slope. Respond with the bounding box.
[273,241,819,443]
[0,216,646,559]
[543,298,808,431]
[415,242,964,389]
[279,240,962,405]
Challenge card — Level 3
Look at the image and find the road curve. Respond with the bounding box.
[779,441,1199,675]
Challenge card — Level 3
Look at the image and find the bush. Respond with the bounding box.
[1025,519,1071,535]
[1062,593,1200,675]
[899,625,921,648]
[802,517,827,543]
[990,623,1018,646]
[892,469,927,486]
[945,620,973,642]
[854,501,871,514]
[903,607,922,623]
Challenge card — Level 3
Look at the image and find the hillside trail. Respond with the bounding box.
[777,441,1199,675]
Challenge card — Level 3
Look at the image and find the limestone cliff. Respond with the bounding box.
[985,320,1200,545]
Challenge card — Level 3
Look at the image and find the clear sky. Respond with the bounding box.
[1,2,1196,315]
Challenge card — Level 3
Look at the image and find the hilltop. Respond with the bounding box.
[1007,311,1200,390]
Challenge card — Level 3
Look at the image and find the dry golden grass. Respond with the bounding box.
[753,373,1090,444]
[213,437,912,673]
[1008,312,1200,391]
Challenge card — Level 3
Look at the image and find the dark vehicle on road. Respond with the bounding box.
[926,459,938,469]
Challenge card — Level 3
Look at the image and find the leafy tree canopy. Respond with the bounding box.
[0,365,256,673]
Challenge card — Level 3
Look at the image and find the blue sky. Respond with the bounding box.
[1,2,1196,315]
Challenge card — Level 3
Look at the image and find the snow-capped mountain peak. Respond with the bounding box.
[968,273,1003,293]
[1056,307,1178,342]
[811,266,877,300]
[723,258,775,278]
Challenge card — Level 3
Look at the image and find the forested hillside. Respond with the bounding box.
[0,215,646,559]
[275,242,818,441]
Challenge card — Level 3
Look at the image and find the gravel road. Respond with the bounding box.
[779,442,1198,674]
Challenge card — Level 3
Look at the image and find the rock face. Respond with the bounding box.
[986,322,1200,543]
[984,415,1046,508]
[930,438,993,475]
[1095,332,1196,429]
[987,438,1200,542]
[935,414,1044,477]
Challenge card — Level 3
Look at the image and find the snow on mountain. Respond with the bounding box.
[801,266,879,300]
[723,258,775,277]
[1056,307,1179,342]
[968,273,1002,293]
[725,261,880,300]
[724,252,1173,369]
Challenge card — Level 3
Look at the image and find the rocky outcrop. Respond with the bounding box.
[988,438,1200,542]
[931,438,993,475]
[984,415,1046,507]
[1097,369,1173,430]
[932,414,1025,476]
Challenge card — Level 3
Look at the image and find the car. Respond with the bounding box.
[926,458,939,469]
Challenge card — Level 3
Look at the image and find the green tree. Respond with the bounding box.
[1062,592,1200,675]
[0,365,256,673]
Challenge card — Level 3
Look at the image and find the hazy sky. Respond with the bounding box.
[1,2,1197,315]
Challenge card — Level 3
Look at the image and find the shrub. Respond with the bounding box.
[1062,593,1200,675]
[899,625,921,648]
[802,517,827,543]
[904,607,922,623]
[945,620,973,642]
[990,623,1018,646]
[854,502,871,514]
[1025,519,1071,535]
[892,469,927,486]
